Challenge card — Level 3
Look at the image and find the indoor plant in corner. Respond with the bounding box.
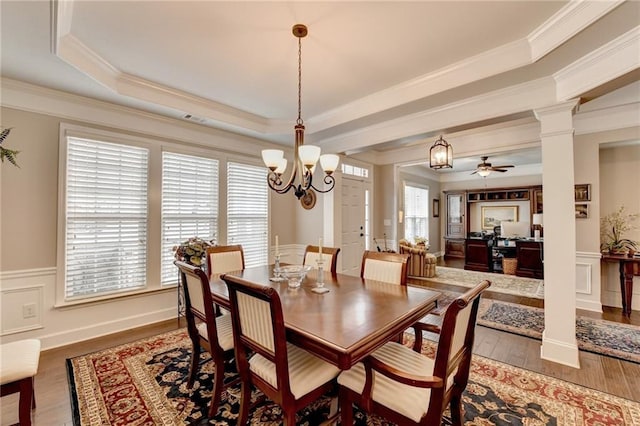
[600,206,639,256]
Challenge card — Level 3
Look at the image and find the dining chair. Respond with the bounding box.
[360,250,410,285]
[222,274,341,425]
[206,244,245,279]
[174,260,237,418]
[337,279,491,426]
[303,245,341,275]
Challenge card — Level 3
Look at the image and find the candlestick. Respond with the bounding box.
[319,237,322,255]
[275,235,279,257]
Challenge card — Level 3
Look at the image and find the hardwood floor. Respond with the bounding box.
[2,261,639,425]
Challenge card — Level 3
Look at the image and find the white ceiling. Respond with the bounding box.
[1,0,636,172]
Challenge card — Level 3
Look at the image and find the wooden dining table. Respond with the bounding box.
[212,265,440,370]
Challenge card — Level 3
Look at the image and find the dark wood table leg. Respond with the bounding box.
[622,262,633,317]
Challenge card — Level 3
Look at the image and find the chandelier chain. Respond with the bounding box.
[297,36,303,125]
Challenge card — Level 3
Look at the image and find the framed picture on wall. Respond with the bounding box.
[574,184,591,202]
[481,206,519,230]
[432,199,440,218]
[575,203,589,219]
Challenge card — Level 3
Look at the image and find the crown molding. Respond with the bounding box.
[574,102,640,135]
[319,77,556,155]
[554,26,640,101]
[528,0,624,61]
[0,78,278,156]
[309,38,531,133]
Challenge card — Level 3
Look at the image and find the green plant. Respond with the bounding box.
[0,127,20,167]
[414,236,428,245]
[600,206,639,253]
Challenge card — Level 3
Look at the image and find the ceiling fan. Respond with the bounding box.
[471,156,514,177]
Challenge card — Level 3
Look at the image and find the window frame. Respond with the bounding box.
[403,181,430,244]
[56,124,270,307]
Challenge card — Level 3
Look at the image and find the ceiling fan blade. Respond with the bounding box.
[493,169,508,172]
[491,165,514,169]
[470,170,478,175]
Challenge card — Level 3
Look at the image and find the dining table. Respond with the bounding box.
[212,264,440,370]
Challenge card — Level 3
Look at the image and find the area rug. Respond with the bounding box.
[67,329,640,425]
[412,265,544,299]
[478,299,640,364]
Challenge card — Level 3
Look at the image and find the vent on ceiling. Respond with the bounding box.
[183,114,208,124]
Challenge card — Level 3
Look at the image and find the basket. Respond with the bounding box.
[503,258,517,275]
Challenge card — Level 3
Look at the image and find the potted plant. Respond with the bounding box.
[600,206,639,255]
[414,236,428,247]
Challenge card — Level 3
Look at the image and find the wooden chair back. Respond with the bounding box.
[360,250,410,285]
[426,280,490,423]
[303,245,341,274]
[206,245,245,278]
[175,260,226,358]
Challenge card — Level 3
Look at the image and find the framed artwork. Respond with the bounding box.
[574,184,591,202]
[481,206,519,230]
[575,203,589,219]
[432,198,440,218]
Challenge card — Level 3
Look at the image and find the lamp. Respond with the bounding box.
[429,135,453,169]
[532,213,543,240]
[262,24,339,202]
[477,168,491,177]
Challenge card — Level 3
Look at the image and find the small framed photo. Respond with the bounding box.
[574,184,591,202]
[432,199,440,218]
[575,203,589,219]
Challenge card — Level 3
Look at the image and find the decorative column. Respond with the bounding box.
[534,99,581,368]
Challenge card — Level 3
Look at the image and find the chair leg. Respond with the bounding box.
[237,381,251,425]
[207,360,225,417]
[413,329,423,352]
[18,377,34,426]
[187,341,200,388]
[283,410,297,426]
[338,387,354,425]
[449,394,463,426]
[31,378,36,409]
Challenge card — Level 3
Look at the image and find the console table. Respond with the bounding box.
[601,254,640,316]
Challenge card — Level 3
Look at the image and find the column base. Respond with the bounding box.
[540,331,580,368]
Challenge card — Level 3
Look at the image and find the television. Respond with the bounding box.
[501,221,530,238]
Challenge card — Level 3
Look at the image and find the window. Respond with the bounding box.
[364,189,370,250]
[161,152,219,285]
[227,162,268,267]
[64,137,149,300]
[404,184,429,243]
[341,163,369,178]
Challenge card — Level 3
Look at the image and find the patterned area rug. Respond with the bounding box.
[412,266,544,299]
[67,329,640,425]
[478,299,640,364]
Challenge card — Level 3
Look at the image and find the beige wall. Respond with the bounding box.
[1,108,60,269]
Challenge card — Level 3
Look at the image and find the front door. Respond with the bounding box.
[341,177,366,276]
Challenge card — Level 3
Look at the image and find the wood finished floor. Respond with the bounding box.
[2,261,639,425]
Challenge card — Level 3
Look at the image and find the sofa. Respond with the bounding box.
[398,239,437,278]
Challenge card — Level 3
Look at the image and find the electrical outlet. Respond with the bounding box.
[23,303,37,319]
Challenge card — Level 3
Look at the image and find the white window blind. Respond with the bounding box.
[161,152,219,285]
[65,137,149,300]
[404,184,429,243]
[227,162,268,267]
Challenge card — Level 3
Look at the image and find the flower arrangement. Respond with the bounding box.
[173,237,215,267]
[0,127,20,167]
[600,206,639,254]
[414,236,428,246]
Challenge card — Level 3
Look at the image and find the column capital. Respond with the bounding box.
[534,98,581,121]
[535,99,580,136]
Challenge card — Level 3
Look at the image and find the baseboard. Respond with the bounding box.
[540,331,580,368]
[576,298,603,313]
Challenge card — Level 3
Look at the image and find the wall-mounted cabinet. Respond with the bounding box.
[467,188,530,202]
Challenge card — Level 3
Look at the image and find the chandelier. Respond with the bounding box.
[262,24,339,202]
[429,135,453,169]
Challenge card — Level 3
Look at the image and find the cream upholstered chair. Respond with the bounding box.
[206,244,245,279]
[303,245,341,275]
[0,339,41,426]
[175,261,237,418]
[360,250,410,285]
[338,280,491,426]
[222,274,340,425]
